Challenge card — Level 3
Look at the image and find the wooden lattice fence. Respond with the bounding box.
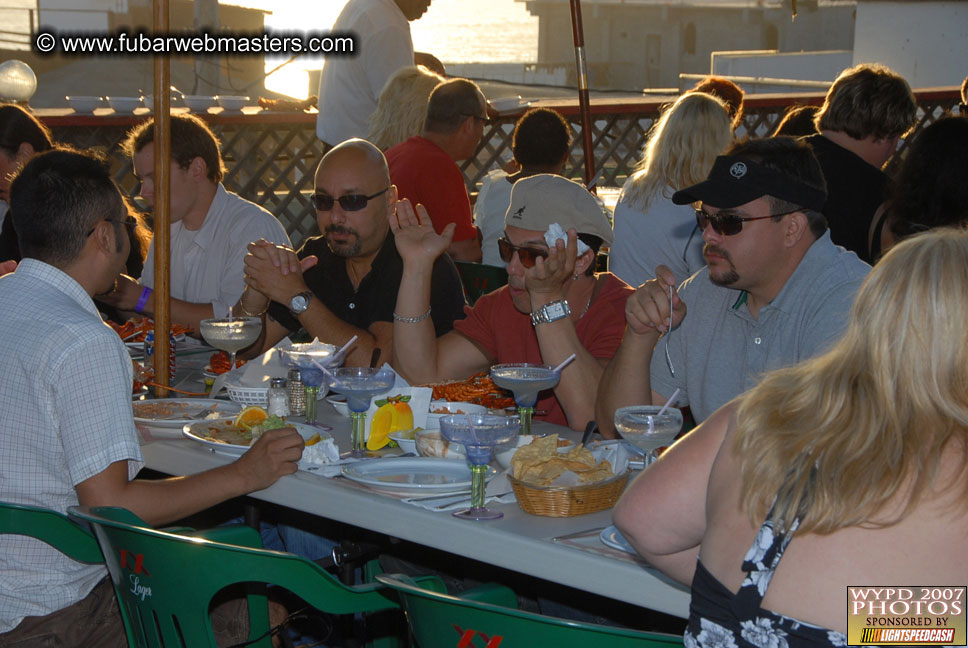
[40,87,963,246]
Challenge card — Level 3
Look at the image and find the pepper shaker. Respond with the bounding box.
[287,368,306,416]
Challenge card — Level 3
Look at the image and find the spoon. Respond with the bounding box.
[580,420,598,446]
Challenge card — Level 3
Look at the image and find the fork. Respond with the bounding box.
[664,284,676,377]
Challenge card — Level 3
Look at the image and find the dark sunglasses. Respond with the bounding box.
[695,208,799,236]
[497,237,548,268]
[311,187,388,212]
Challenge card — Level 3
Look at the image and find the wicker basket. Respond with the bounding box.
[508,470,630,517]
[225,384,268,407]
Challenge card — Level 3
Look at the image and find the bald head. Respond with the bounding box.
[320,138,390,186]
[314,138,394,258]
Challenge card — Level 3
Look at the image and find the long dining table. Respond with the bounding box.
[135,354,690,620]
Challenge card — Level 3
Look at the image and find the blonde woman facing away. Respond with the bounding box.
[609,93,731,286]
[614,229,968,647]
[368,65,444,151]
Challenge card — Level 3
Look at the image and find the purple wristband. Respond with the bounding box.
[134,286,153,314]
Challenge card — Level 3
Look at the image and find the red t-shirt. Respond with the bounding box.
[453,273,633,426]
[386,136,478,242]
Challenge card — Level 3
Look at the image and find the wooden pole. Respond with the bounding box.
[569,0,596,189]
[152,0,171,397]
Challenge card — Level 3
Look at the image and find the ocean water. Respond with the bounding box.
[246,0,539,97]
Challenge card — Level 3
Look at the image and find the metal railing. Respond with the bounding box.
[39,87,964,246]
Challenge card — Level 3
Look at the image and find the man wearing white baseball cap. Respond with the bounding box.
[390,173,632,430]
[597,137,870,434]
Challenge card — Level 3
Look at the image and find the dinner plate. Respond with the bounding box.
[341,457,495,494]
[600,524,635,554]
[183,420,324,456]
[133,398,241,428]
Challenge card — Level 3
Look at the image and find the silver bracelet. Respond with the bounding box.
[393,306,432,323]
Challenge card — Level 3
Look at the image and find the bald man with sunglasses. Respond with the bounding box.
[391,174,633,430]
[236,139,465,367]
[597,137,870,434]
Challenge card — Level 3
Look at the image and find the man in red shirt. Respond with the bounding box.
[386,78,485,262]
[390,174,631,430]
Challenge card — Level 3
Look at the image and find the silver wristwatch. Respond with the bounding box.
[288,291,313,316]
[530,299,571,326]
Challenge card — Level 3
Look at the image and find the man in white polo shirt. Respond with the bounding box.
[597,137,870,433]
[100,113,291,334]
[316,0,443,148]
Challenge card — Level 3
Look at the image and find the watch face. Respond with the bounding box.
[290,293,309,313]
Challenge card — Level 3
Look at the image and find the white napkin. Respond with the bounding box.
[296,436,341,473]
[297,438,373,477]
[401,470,516,512]
[210,337,294,397]
[544,222,591,257]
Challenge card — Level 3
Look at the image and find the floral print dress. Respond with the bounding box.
[684,513,848,648]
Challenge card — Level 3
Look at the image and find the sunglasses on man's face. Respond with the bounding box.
[695,208,799,236]
[311,187,388,212]
[497,237,548,268]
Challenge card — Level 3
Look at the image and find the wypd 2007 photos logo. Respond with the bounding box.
[848,586,966,645]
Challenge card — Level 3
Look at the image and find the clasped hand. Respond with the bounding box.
[243,239,318,304]
[625,264,686,336]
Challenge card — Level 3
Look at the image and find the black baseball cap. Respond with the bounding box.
[672,155,827,211]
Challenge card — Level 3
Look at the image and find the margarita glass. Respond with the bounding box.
[326,367,395,457]
[199,317,262,374]
[613,405,683,467]
[439,414,518,520]
[490,363,560,435]
[277,342,343,425]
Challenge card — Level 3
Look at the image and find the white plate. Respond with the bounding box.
[133,398,241,428]
[341,457,495,494]
[183,420,323,456]
[490,96,531,112]
[600,524,635,554]
[426,400,487,426]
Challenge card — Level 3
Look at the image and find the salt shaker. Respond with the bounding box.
[287,368,306,416]
[267,377,290,418]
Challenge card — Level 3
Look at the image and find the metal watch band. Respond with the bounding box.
[530,299,571,326]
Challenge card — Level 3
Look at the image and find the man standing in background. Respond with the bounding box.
[316,0,444,148]
[386,78,485,262]
[804,63,916,263]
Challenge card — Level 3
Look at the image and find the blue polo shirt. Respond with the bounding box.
[650,231,870,422]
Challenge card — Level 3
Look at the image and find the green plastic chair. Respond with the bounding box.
[454,261,509,305]
[69,506,440,648]
[376,573,685,648]
[0,500,103,563]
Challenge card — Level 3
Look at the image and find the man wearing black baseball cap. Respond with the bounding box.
[598,137,870,432]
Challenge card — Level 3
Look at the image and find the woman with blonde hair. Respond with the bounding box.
[615,228,968,647]
[367,65,444,151]
[609,92,731,286]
